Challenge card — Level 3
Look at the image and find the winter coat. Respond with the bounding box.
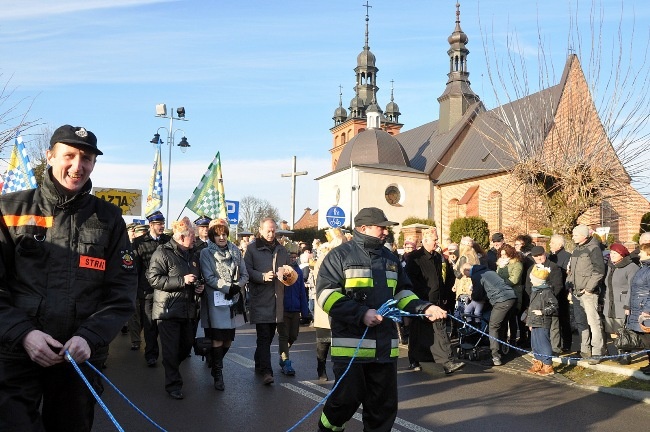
[626,260,650,333]
[147,239,200,321]
[316,229,432,363]
[469,265,517,305]
[497,259,523,309]
[549,247,571,284]
[525,259,564,297]
[133,231,171,298]
[567,236,606,294]
[526,283,558,328]
[0,171,136,361]
[405,247,446,305]
[283,263,310,316]
[199,240,249,329]
[604,256,638,319]
[244,238,289,324]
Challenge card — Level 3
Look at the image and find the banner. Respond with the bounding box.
[144,142,163,216]
[185,151,227,219]
[1,134,38,194]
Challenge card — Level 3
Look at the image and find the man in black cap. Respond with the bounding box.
[0,125,136,431]
[132,210,171,363]
[486,232,505,271]
[525,246,565,354]
[316,207,446,432]
[193,215,211,253]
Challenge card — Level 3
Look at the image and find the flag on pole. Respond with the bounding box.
[1,134,38,195]
[144,141,163,216]
[185,151,227,220]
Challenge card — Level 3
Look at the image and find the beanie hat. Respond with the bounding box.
[609,243,629,257]
[572,224,590,238]
[530,264,551,286]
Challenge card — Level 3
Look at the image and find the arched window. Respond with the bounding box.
[487,191,503,232]
[448,198,460,224]
[341,132,346,144]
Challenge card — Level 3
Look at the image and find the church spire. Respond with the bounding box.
[355,1,378,107]
[437,2,480,133]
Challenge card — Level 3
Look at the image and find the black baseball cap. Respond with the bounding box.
[491,232,504,242]
[50,125,102,155]
[354,207,398,227]
[530,245,546,256]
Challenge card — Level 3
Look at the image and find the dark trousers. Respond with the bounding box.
[278,312,301,361]
[254,323,277,375]
[319,361,398,432]
[128,297,144,344]
[407,318,453,364]
[158,319,194,392]
[489,299,515,358]
[143,293,160,362]
[0,358,102,432]
[551,291,572,351]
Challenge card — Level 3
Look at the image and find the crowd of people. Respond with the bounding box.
[0,125,648,431]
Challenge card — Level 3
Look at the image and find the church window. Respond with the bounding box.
[385,185,402,206]
[448,198,460,222]
[487,192,502,232]
[341,132,346,144]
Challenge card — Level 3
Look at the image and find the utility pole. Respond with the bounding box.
[281,156,308,229]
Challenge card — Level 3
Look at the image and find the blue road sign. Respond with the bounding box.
[326,206,346,228]
[226,200,239,225]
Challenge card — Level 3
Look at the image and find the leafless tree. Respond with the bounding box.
[238,195,281,232]
[0,73,38,157]
[24,125,52,186]
[476,0,650,234]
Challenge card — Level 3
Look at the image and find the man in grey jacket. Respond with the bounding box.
[567,224,606,365]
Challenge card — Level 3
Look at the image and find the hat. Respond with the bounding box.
[50,125,102,155]
[573,224,590,238]
[146,211,165,223]
[194,215,211,227]
[279,265,298,286]
[609,243,629,257]
[530,245,546,257]
[134,224,149,234]
[530,264,551,286]
[491,232,504,242]
[354,207,398,227]
[126,223,137,231]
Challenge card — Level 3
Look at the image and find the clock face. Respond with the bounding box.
[385,185,401,205]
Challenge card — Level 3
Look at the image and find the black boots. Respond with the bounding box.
[317,359,328,381]
[211,347,225,391]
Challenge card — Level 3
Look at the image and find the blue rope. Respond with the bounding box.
[65,351,168,432]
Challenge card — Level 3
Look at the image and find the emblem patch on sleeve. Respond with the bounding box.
[121,250,135,270]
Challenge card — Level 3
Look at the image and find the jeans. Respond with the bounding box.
[573,292,605,356]
[531,327,553,365]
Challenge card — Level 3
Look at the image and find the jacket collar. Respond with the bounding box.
[41,167,92,209]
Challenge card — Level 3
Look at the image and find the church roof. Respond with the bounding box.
[335,128,410,170]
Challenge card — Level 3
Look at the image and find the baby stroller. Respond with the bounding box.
[453,295,510,361]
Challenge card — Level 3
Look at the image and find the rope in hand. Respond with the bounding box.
[64,350,168,432]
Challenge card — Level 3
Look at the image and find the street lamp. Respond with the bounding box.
[150,104,189,225]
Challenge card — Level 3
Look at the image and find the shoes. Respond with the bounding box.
[561,347,571,353]
[587,357,602,365]
[536,364,555,376]
[146,358,157,367]
[317,360,329,381]
[527,359,543,374]
[640,364,650,373]
[262,373,274,385]
[443,361,465,375]
[281,359,295,376]
[408,362,422,372]
[121,325,128,335]
[482,357,502,367]
[168,390,184,400]
[618,354,632,365]
[130,343,140,351]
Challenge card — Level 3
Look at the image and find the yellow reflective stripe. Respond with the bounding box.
[344,268,372,278]
[331,346,376,358]
[396,293,419,310]
[320,413,345,431]
[386,278,397,289]
[317,289,339,308]
[322,291,345,314]
[344,278,373,288]
[390,347,400,357]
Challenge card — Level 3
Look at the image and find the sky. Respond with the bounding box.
[1,0,648,226]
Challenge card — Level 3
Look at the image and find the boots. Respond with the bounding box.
[537,364,555,376]
[211,347,225,391]
[527,359,543,374]
[317,359,328,381]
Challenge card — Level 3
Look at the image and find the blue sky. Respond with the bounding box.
[1,0,648,225]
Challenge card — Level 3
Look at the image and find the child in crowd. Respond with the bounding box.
[526,264,558,376]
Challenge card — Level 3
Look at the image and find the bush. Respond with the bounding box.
[449,217,490,250]
[539,227,554,237]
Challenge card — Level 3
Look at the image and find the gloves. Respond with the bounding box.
[225,284,241,300]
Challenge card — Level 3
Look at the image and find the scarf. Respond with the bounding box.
[207,240,241,285]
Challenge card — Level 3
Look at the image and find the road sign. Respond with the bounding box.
[93,187,142,216]
[226,200,239,225]
[326,206,346,228]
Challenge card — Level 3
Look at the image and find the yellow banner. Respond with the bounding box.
[93,187,142,216]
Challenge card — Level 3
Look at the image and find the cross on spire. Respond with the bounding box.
[363,1,372,18]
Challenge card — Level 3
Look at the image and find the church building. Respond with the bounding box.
[316,2,649,243]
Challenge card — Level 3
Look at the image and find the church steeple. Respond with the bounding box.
[437,2,480,133]
[333,85,348,125]
[354,1,378,107]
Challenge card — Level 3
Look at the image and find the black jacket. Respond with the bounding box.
[526,283,558,328]
[147,239,200,321]
[525,259,564,297]
[133,231,170,298]
[405,247,447,305]
[0,171,136,360]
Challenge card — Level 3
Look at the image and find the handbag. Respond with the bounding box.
[193,336,212,358]
[614,316,641,351]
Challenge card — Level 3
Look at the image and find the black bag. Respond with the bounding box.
[193,336,212,357]
[615,317,641,351]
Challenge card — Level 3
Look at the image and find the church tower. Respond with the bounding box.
[329,2,403,170]
[437,2,480,133]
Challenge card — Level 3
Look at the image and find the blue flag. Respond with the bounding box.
[1,134,38,194]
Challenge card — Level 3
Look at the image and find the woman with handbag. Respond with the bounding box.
[604,243,639,364]
[626,243,650,375]
[199,218,249,390]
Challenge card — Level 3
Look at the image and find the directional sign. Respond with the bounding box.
[326,206,346,228]
[225,200,239,225]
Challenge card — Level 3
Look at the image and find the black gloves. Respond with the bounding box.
[225,284,241,300]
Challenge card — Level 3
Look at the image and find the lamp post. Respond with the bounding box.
[150,104,189,226]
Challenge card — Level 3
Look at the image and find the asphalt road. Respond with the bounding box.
[91,324,650,432]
